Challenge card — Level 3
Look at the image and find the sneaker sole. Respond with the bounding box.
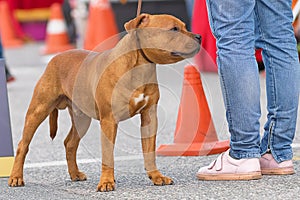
[196,171,262,181]
[261,167,295,175]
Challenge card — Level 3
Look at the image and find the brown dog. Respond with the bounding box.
[8,13,201,191]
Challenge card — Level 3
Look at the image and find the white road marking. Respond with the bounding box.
[24,155,143,169]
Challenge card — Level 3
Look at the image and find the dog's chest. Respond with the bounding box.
[133,93,150,113]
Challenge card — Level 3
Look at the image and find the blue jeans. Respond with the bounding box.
[206,0,300,162]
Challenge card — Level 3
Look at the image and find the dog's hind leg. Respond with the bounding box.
[140,106,173,186]
[64,108,91,181]
[8,86,59,187]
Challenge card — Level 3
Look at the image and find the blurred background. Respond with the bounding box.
[0,0,192,51]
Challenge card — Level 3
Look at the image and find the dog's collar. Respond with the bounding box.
[135,31,154,64]
[139,46,154,64]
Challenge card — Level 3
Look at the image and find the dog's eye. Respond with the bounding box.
[170,27,179,32]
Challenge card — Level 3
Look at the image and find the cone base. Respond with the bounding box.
[156,140,230,156]
[3,39,23,48]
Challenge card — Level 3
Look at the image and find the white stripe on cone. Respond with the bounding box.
[91,0,110,9]
[46,19,67,35]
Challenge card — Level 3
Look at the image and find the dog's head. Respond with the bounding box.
[125,13,201,64]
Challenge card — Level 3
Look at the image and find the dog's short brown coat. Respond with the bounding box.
[8,14,201,192]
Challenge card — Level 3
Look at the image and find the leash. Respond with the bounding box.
[137,0,142,17]
[135,0,153,63]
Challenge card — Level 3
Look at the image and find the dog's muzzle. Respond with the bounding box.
[171,33,202,58]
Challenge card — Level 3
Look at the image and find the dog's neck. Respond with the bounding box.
[113,32,155,67]
[135,31,154,64]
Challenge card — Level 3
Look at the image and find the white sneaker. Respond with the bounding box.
[197,149,262,180]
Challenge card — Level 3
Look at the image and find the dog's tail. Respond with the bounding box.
[49,109,58,140]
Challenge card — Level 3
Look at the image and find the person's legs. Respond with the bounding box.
[197,0,262,180]
[255,0,300,163]
[206,0,261,159]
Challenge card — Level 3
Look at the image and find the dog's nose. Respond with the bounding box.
[194,34,202,43]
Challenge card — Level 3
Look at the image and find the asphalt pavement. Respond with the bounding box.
[0,43,299,199]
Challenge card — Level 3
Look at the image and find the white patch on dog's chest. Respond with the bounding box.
[134,93,148,105]
[134,93,149,113]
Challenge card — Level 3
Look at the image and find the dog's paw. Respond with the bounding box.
[148,170,174,186]
[151,175,174,186]
[70,171,87,181]
[8,176,25,187]
[97,180,115,192]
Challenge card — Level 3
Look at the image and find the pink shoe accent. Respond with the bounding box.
[259,153,294,175]
[197,150,262,180]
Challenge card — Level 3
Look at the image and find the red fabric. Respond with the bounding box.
[8,0,63,9]
[255,49,263,62]
[192,0,218,72]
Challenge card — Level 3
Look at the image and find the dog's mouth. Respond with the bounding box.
[171,48,200,58]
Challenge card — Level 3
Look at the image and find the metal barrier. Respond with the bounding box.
[0,58,14,177]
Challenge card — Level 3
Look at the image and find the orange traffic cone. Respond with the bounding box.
[0,1,23,48]
[42,3,74,54]
[84,0,119,51]
[156,65,229,156]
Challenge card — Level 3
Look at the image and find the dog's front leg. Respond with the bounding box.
[97,118,117,192]
[140,105,173,186]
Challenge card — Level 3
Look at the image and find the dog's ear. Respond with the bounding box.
[124,13,150,32]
